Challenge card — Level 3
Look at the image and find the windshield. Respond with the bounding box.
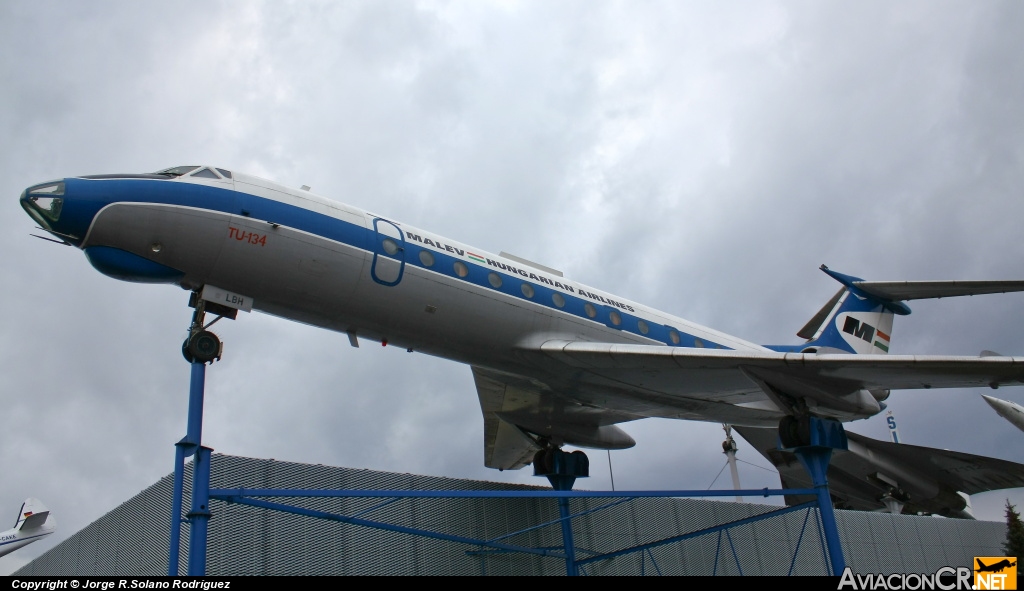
[21,181,65,229]
[155,166,200,177]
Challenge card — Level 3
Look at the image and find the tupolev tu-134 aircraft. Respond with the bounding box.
[20,165,1024,470]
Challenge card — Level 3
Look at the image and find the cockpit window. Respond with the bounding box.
[22,182,65,226]
[155,166,199,177]
[29,182,64,197]
[215,168,232,179]
[191,168,220,179]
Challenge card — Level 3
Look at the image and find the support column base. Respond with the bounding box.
[778,416,848,576]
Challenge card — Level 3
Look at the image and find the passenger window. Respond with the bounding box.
[584,303,597,318]
[609,311,621,326]
[694,338,704,348]
[419,250,435,267]
[552,293,566,308]
[454,261,469,277]
[488,272,503,288]
[668,330,681,345]
[521,283,535,298]
[637,320,649,335]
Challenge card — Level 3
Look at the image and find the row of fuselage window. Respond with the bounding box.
[409,245,716,349]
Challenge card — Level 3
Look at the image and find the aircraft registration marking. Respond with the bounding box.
[228,226,267,246]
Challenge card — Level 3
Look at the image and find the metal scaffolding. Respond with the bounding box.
[167,300,849,576]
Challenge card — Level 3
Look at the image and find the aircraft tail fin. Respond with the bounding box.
[797,266,1024,355]
[798,266,898,354]
[15,498,50,530]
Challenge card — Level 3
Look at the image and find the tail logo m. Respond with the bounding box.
[840,315,891,352]
[842,316,875,343]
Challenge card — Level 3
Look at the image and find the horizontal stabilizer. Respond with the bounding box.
[16,498,50,530]
[795,267,1024,349]
[853,280,1024,301]
[19,511,49,530]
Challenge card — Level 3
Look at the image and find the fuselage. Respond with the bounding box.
[21,166,784,425]
[0,526,53,558]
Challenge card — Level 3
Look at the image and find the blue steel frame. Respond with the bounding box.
[186,487,837,575]
[167,310,849,577]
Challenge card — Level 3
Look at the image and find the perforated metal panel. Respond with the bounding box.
[16,454,1009,576]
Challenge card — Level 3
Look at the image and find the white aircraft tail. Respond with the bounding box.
[15,498,50,530]
[0,498,55,558]
[796,266,1024,355]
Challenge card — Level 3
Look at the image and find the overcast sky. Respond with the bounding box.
[3,0,1024,573]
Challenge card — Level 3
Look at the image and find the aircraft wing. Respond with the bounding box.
[472,366,640,470]
[528,341,1024,420]
[846,433,1024,495]
[736,426,1024,517]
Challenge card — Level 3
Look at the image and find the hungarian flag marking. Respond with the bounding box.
[874,329,890,352]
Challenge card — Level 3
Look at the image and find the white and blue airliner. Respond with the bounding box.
[20,166,1024,470]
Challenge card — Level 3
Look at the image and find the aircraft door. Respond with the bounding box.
[371,217,406,286]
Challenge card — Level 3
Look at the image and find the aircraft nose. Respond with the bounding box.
[20,179,66,232]
[20,178,91,247]
[981,394,1005,413]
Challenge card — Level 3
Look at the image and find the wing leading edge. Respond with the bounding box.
[528,341,1024,422]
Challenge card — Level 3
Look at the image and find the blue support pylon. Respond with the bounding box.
[534,449,589,576]
[168,300,221,577]
[187,446,213,576]
[783,416,848,576]
[169,361,212,576]
[167,441,188,575]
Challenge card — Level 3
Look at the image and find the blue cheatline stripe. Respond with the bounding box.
[65,177,731,350]
[401,238,729,349]
[0,531,51,547]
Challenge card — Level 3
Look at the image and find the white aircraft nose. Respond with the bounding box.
[982,394,1024,433]
[982,394,1008,414]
